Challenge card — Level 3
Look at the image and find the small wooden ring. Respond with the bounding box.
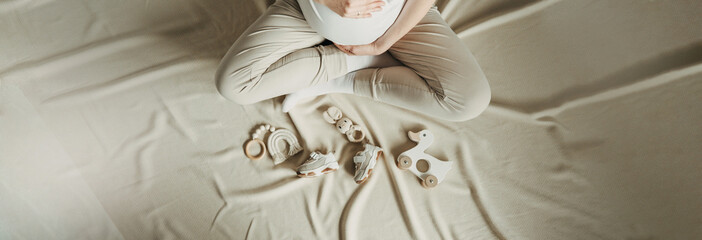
[245,138,266,161]
[347,128,365,143]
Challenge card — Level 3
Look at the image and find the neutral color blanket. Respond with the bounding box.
[2,0,701,239]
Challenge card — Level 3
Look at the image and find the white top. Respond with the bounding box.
[298,0,405,45]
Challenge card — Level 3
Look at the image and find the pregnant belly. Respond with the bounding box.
[298,0,404,45]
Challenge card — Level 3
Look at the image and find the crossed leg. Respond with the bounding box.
[215,0,345,105]
[349,6,491,121]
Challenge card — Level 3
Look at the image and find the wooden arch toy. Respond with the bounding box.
[267,128,303,165]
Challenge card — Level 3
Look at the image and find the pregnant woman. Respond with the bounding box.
[215,0,491,122]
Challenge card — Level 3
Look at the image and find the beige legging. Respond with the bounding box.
[215,0,490,121]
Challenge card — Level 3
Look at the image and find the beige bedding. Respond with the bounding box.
[2,0,701,239]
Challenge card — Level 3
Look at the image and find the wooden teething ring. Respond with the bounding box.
[346,128,365,143]
[245,138,266,161]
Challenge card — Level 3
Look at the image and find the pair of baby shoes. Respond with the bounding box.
[297,144,382,184]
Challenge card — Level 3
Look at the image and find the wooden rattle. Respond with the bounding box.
[245,124,273,161]
[396,129,453,188]
[322,106,365,143]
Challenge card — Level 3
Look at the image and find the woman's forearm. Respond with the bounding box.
[377,0,436,49]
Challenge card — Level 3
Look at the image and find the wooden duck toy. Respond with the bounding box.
[396,129,453,188]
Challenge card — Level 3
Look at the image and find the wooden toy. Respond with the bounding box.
[396,129,453,188]
[267,128,303,165]
[244,124,302,164]
[322,106,365,143]
[244,124,270,161]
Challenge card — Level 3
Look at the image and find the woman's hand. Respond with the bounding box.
[316,0,385,18]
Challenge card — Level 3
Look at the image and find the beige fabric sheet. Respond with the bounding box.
[1,0,701,239]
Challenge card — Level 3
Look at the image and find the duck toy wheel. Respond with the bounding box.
[397,155,412,170]
[422,175,439,188]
